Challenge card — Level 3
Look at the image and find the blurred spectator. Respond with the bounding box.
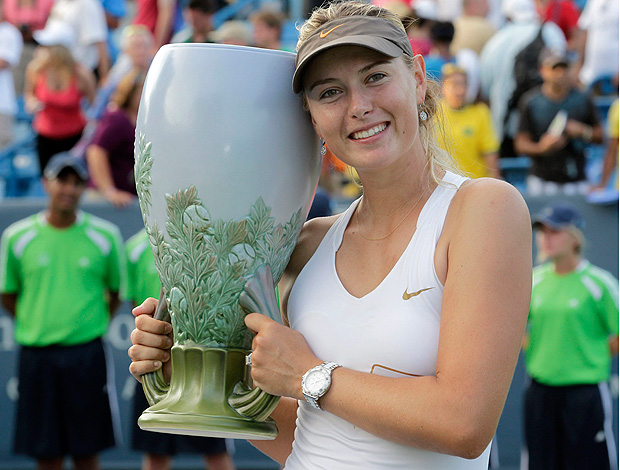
[100,0,127,64]
[377,0,412,22]
[535,0,580,44]
[125,228,237,470]
[90,24,155,121]
[514,48,603,196]
[438,63,500,178]
[2,0,52,41]
[436,0,462,22]
[86,69,144,207]
[24,26,96,172]
[171,0,218,43]
[524,203,618,470]
[209,20,251,45]
[0,7,23,149]
[592,97,619,192]
[573,0,619,91]
[406,0,436,56]
[101,0,126,31]
[250,9,284,50]
[451,0,496,56]
[44,0,110,80]
[423,18,481,103]
[133,0,176,49]
[479,0,566,159]
[2,0,53,93]
[0,153,124,470]
[307,187,333,219]
[423,20,454,81]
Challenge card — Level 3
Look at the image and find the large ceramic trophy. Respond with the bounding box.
[134,43,320,440]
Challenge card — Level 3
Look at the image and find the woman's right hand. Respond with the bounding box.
[128,297,174,383]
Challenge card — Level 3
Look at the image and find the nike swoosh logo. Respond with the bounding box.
[402,287,434,300]
[319,23,345,38]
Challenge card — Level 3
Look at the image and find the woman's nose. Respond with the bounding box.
[348,88,373,119]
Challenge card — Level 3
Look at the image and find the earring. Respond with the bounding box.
[320,141,327,156]
[419,106,428,122]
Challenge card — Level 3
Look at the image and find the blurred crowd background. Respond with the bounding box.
[0,0,617,204]
[0,0,618,468]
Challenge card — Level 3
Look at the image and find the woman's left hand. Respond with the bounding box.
[245,312,321,400]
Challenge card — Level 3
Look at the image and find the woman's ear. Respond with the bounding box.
[413,54,427,105]
[311,115,323,140]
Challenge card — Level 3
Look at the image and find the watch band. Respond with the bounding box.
[302,361,341,410]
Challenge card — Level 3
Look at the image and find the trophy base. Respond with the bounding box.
[138,410,278,440]
[138,346,278,440]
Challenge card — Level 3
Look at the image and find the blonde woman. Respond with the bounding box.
[24,39,95,171]
[128,1,532,468]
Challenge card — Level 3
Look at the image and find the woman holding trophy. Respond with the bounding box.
[128,1,532,468]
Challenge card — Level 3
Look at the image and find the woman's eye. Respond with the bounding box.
[319,89,340,99]
[368,73,386,83]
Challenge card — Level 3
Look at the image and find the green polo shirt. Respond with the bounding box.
[0,211,126,346]
[526,261,619,386]
[125,229,161,305]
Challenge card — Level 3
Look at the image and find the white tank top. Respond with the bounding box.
[284,171,491,470]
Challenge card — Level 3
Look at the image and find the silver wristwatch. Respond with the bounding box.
[301,361,341,410]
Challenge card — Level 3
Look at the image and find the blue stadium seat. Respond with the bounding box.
[0,129,41,199]
[500,156,531,193]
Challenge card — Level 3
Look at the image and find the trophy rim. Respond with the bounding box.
[159,42,297,60]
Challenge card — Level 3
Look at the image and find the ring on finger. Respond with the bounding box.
[245,352,253,366]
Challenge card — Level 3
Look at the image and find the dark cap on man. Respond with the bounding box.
[532,203,585,231]
[44,152,89,181]
[539,48,570,68]
[292,15,413,93]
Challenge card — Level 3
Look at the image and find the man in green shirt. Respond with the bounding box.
[524,203,619,470]
[0,153,126,470]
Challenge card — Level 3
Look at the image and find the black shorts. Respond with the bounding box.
[131,381,229,456]
[13,338,116,459]
[524,379,617,470]
[36,132,83,174]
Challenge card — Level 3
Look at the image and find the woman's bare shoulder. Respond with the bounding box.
[451,177,528,219]
[286,213,341,278]
[444,177,531,245]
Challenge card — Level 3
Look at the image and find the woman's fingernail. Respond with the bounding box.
[154,361,161,368]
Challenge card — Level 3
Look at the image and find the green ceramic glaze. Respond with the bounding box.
[133,44,320,440]
[138,347,278,439]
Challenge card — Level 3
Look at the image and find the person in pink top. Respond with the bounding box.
[133,0,176,48]
[24,24,96,173]
[2,0,53,93]
[2,0,53,42]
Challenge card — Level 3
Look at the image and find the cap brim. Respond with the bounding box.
[292,36,403,93]
[45,163,89,181]
[532,217,567,231]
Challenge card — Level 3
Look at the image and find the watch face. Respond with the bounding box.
[304,369,329,396]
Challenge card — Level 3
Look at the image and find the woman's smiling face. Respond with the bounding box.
[303,46,427,173]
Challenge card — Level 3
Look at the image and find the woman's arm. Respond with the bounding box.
[76,64,97,104]
[248,397,299,464]
[154,0,175,48]
[86,143,136,207]
[246,179,532,459]
[514,130,567,157]
[23,62,43,114]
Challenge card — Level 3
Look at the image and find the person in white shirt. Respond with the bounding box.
[44,0,110,80]
[0,8,23,149]
[574,0,619,89]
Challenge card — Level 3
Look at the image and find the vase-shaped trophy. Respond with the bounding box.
[134,43,320,439]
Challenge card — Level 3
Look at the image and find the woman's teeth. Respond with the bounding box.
[351,123,387,140]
